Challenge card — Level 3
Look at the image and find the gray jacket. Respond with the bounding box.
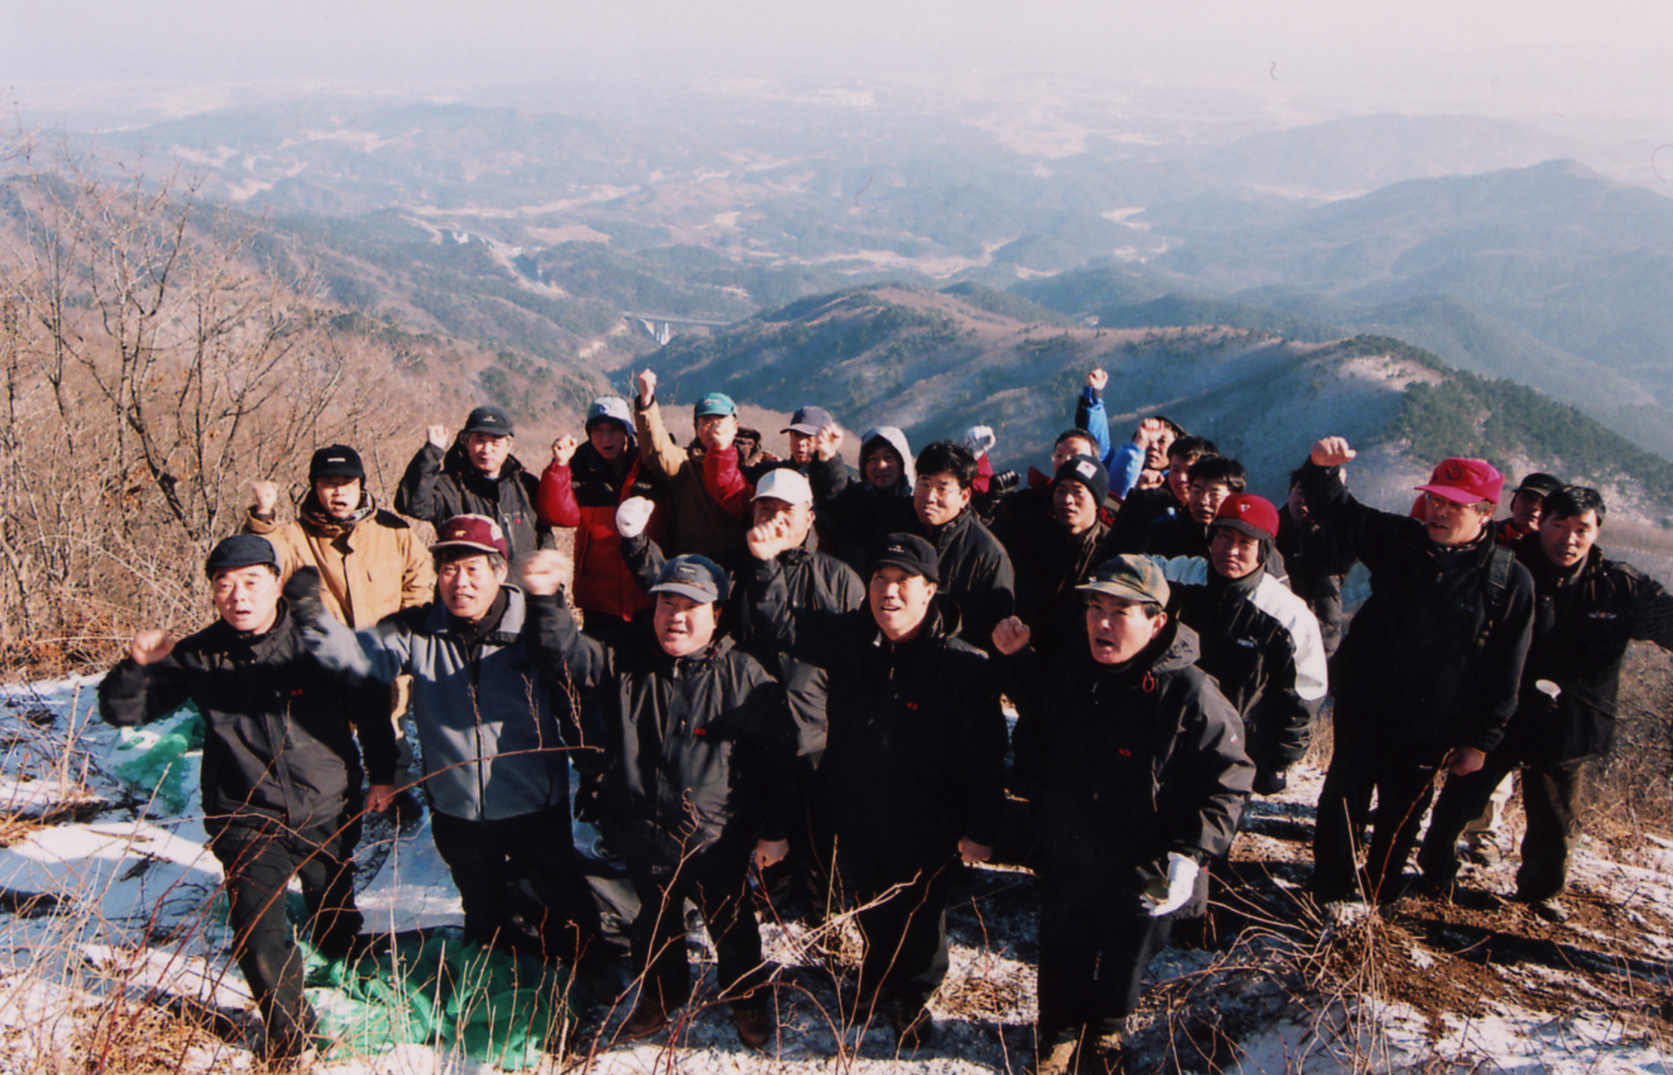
[304,586,589,822]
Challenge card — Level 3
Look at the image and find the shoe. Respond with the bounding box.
[1529,898,1570,923]
[1028,1034,1078,1075]
[1462,839,1503,868]
[733,1006,774,1050]
[894,1005,936,1050]
[622,996,669,1039]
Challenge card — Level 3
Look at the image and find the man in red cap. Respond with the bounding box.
[1298,439,1534,903]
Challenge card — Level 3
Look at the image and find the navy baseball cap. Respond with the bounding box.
[869,533,940,583]
[782,406,835,435]
[464,405,514,437]
[205,535,280,578]
[649,555,729,604]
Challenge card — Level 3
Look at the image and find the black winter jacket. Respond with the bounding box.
[626,533,866,759]
[1275,505,1358,655]
[745,571,1007,877]
[1504,540,1673,765]
[1006,620,1253,916]
[396,439,553,562]
[99,603,395,830]
[527,592,798,866]
[1298,460,1534,754]
[995,514,1114,658]
[1152,558,1327,774]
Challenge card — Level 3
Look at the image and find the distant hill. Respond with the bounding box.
[651,285,1673,521]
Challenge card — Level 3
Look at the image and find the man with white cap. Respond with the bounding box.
[995,554,1252,1074]
[1298,440,1534,903]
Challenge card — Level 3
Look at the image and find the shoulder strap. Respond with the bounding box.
[1473,543,1515,652]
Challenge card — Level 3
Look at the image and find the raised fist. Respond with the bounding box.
[992,615,1032,656]
[129,629,176,666]
[1133,417,1168,448]
[550,435,578,468]
[283,567,325,623]
[746,514,796,562]
[615,497,655,539]
[427,425,451,451]
[250,479,279,516]
[1086,368,1109,393]
[813,425,844,462]
[1310,437,1356,469]
[521,550,572,597]
[963,425,997,458]
[636,369,658,405]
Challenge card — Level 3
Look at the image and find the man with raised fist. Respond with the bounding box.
[99,535,396,1069]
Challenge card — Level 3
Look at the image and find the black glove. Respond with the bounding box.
[283,567,325,623]
[1252,767,1288,796]
[573,772,604,825]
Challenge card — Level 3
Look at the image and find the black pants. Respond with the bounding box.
[207,812,361,1061]
[430,806,601,962]
[627,842,767,1014]
[1418,752,1586,902]
[841,853,958,1019]
[1037,894,1172,1040]
[1313,718,1443,901]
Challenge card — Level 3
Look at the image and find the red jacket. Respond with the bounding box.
[537,443,666,622]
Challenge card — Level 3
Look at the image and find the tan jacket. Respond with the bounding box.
[243,495,434,628]
[634,398,749,561]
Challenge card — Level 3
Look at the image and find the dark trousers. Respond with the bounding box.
[627,842,767,1013]
[430,806,601,962]
[1037,896,1172,1040]
[207,813,361,1061]
[1418,752,1586,902]
[1313,718,1443,901]
[843,854,957,1018]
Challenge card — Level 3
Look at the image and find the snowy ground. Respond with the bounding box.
[1,676,1671,1074]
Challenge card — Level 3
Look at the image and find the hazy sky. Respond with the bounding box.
[5,0,1669,120]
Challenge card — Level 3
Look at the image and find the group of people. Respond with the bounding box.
[97,366,1673,1073]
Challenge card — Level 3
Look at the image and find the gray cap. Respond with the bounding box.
[585,397,632,433]
[1077,554,1170,607]
[649,554,729,605]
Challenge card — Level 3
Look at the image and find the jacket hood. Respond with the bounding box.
[1123,616,1200,676]
[859,426,917,493]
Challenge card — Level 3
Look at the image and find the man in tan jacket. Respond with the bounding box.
[246,444,434,825]
[633,369,756,562]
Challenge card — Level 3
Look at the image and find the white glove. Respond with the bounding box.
[1144,852,1201,917]
[962,424,997,458]
[615,497,655,539]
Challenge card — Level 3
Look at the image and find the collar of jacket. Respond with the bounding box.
[868,595,956,653]
[920,505,974,548]
[1084,617,1200,682]
[423,585,527,645]
[637,618,734,677]
[1517,536,1595,590]
[1206,561,1264,602]
[204,599,293,657]
[445,442,527,492]
[299,490,376,537]
[575,438,639,482]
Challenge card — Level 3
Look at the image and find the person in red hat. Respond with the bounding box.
[1297,439,1534,903]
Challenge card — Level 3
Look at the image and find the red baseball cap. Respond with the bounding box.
[429,514,509,557]
[1416,458,1504,506]
[1211,494,1280,541]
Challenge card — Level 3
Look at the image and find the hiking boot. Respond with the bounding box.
[733,1005,774,1050]
[1462,838,1503,868]
[1529,898,1570,923]
[1028,1034,1078,1075]
[622,996,669,1039]
[894,1005,936,1050]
